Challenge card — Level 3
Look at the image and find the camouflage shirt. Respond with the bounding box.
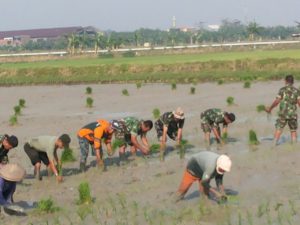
[200,108,227,128]
[0,135,9,164]
[159,112,185,129]
[277,84,300,119]
[123,117,143,136]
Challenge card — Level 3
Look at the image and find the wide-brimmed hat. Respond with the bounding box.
[0,163,26,182]
[216,155,232,175]
[173,107,185,120]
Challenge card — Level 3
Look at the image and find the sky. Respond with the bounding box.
[1,0,300,31]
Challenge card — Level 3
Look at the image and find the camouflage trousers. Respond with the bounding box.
[154,120,178,141]
[275,116,298,131]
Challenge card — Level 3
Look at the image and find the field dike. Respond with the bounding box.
[0,58,300,85]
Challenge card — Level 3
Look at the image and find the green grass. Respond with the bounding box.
[86,86,92,94]
[37,197,60,214]
[61,148,76,163]
[122,89,129,96]
[152,108,160,119]
[1,49,300,85]
[77,182,93,205]
[227,96,235,106]
[86,97,93,108]
[2,49,300,69]
[9,115,18,126]
[19,99,26,107]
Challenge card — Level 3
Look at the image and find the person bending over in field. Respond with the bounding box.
[24,134,71,182]
[77,119,116,172]
[155,107,185,151]
[0,134,18,168]
[200,108,235,147]
[174,151,232,204]
[266,75,300,145]
[113,117,153,162]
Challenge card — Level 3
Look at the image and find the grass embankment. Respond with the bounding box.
[0,49,300,85]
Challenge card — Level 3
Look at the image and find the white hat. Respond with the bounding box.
[0,163,26,182]
[216,155,232,175]
[173,107,184,120]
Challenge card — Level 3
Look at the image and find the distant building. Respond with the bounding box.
[0,26,98,46]
[207,24,220,31]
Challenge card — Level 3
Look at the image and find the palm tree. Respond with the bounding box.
[247,21,261,41]
[94,33,106,54]
[67,33,79,55]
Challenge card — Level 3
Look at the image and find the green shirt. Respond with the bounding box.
[200,108,227,128]
[123,117,142,136]
[277,84,300,119]
[28,136,58,161]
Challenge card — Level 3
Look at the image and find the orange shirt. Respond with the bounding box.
[77,120,112,149]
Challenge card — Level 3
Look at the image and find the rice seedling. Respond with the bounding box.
[136,82,142,89]
[244,81,251,88]
[122,89,129,96]
[190,86,196,94]
[86,86,92,94]
[77,205,93,221]
[86,97,93,108]
[112,139,125,151]
[288,200,297,216]
[246,210,253,225]
[256,104,266,112]
[218,80,224,85]
[150,144,160,154]
[171,82,177,90]
[19,99,26,108]
[77,182,93,205]
[152,108,160,119]
[14,105,21,116]
[37,197,60,213]
[179,139,188,159]
[222,132,228,143]
[61,147,76,163]
[226,96,235,106]
[9,115,18,126]
[249,130,260,145]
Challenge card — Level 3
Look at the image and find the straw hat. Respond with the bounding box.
[0,163,26,182]
[216,155,232,175]
[173,107,185,120]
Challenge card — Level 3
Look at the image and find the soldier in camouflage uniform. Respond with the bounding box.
[0,134,19,167]
[266,75,300,145]
[113,117,153,161]
[155,107,185,150]
[200,109,235,147]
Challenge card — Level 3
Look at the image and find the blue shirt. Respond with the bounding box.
[0,177,16,205]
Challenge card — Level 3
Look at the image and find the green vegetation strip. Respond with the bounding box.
[1,49,300,85]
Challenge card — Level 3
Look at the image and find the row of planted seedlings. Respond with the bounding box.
[9,99,26,126]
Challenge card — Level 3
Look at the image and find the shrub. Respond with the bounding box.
[152,108,160,119]
[249,130,259,145]
[226,96,235,106]
[98,52,114,58]
[136,82,142,89]
[86,86,92,94]
[244,81,251,88]
[61,148,76,163]
[190,87,196,94]
[122,51,135,58]
[86,97,93,108]
[9,115,18,126]
[37,198,60,213]
[122,89,129,96]
[14,105,21,116]
[150,144,160,154]
[256,104,266,112]
[77,182,92,205]
[19,99,26,108]
[217,80,224,85]
[171,82,177,90]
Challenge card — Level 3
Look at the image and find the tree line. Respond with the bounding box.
[1,20,300,53]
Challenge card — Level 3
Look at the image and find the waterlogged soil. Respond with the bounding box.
[0,82,299,224]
